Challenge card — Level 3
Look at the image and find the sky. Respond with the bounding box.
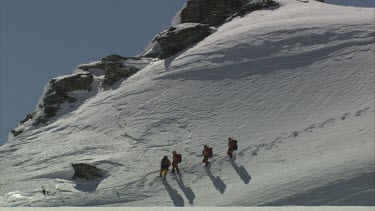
[0,0,374,146]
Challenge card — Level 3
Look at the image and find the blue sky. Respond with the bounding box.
[0,0,374,145]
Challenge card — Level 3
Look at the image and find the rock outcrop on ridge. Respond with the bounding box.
[178,0,249,26]
[143,23,213,59]
[76,55,152,87]
[11,73,94,137]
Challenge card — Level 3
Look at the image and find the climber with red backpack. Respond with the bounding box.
[202,145,213,167]
[172,151,181,174]
[227,137,238,159]
[160,156,172,180]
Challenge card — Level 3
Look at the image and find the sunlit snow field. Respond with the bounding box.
[0,0,374,207]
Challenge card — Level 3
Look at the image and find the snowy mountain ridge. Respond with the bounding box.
[0,0,374,207]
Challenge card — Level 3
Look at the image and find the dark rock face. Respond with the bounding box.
[101,54,137,63]
[46,73,94,95]
[11,129,24,137]
[147,23,212,59]
[77,55,150,87]
[31,73,94,126]
[72,163,104,180]
[102,62,139,87]
[179,0,248,26]
[76,62,106,72]
[20,112,37,124]
[228,0,279,21]
[141,0,280,59]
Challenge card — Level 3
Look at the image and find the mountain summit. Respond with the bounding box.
[0,0,374,207]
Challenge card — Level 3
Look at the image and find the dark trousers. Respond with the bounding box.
[172,166,180,174]
[227,148,234,158]
[203,156,209,166]
[172,160,180,173]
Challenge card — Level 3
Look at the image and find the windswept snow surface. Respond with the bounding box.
[0,0,374,207]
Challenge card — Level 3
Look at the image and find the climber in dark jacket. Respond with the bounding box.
[227,137,235,159]
[172,151,180,174]
[202,145,211,167]
[160,156,172,180]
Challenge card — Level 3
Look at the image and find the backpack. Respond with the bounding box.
[161,159,169,169]
[207,148,213,157]
[176,154,182,163]
[233,140,238,150]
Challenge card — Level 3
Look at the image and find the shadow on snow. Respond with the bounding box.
[163,179,185,207]
[205,164,227,194]
[175,174,196,205]
[230,155,252,184]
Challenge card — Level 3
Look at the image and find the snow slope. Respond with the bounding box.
[0,0,374,207]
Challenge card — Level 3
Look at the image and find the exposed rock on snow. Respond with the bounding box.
[71,163,104,180]
[11,112,37,137]
[45,73,94,97]
[10,129,24,137]
[161,0,279,59]
[228,0,280,21]
[20,112,37,124]
[102,54,128,63]
[37,73,94,120]
[12,54,153,137]
[144,23,213,59]
[11,73,94,136]
[102,63,139,87]
[76,61,106,73]
[178,0,249,26]
[76,55,153,86]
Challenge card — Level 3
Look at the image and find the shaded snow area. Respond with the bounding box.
[0,0,374,207]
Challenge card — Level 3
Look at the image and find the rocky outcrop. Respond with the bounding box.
[143,23,213,59]
[33,73,94,126]
[72,163,104,180]
[11,73,95,136]
[46,73,94,96]
[76,55,152,87]
[12,54,152,136]
[173,0,280,27]
[76,62,106,72]
[11,129,24,137]
[20,112,37,124]
[228,0,279,21]
[143,0,279,59]
[102,54,130,63]
[178,0,248,26]
[102,63,139,87]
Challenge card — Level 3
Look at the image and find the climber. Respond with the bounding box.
[172,151,181,174]
[227,137,238,159]
[42,186,47,196]
[227,138,234,158]
[160,156,172,180]
[202,145,213,167]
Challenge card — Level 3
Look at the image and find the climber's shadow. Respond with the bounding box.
[175,174,196,205]
[205,164,227,194]
[163,179,184,207]
[230,155,252,184]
